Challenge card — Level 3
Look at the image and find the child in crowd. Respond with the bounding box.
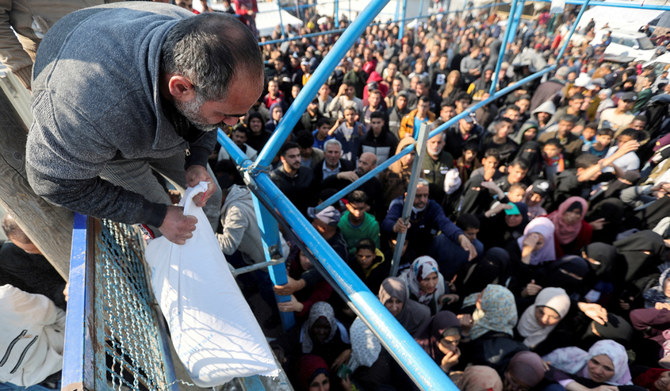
[587,127,613,158]
[542,139,565,183]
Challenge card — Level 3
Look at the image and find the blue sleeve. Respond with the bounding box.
[429,201,463,243]
[381,199,403,234]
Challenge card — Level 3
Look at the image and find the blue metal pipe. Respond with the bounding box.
[556,0,592,61]
[254,0,392,169]
[399,0,408,38]
[252,172,456,391]
[508,0,526,44]
[276,0,286,38]
[537,0,669,10]
[419,0,425,20]
[335,0,340,27]
[315,144,415,212]
[489,0,518,95]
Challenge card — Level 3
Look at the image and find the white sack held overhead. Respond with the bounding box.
[146,182,278,387]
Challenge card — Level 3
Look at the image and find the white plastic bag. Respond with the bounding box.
[146,182,278,387]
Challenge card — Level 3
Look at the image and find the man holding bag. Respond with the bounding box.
[26,2,265,244]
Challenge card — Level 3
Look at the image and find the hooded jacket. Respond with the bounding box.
[0,285,65,387]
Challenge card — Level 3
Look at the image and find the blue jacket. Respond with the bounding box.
[381,197,463,247]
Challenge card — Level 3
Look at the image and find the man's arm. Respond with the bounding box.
[381,199,403,234]
[217,205,249,255]
[0,1,34,89]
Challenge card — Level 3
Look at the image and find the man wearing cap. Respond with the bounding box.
[445,113,484,159]
[525,179,550,219]
[530,65,569,112]
[300,58,312,86]
[308,206,348,260]
[599,92,636,132]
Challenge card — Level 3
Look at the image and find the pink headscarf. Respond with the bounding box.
[548,197,588,245]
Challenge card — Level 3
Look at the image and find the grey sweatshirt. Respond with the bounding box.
[26,3,216,228]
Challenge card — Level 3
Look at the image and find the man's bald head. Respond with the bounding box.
[357,152,378,175]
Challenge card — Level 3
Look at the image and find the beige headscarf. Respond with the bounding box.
[455,365,503,391]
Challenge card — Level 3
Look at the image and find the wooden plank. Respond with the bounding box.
[0,83,72,279]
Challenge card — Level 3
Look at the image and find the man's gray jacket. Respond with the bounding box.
[26,3,216,228]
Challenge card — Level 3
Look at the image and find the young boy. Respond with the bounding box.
[455,142,482,185]
[337,191,380,255]
[329,106,364,164]
[312,118,332,150]
[587,127,613,158]
[542,139,565,183]
[580,122,598,151]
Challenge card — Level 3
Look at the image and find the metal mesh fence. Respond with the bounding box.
[93,219,177,391]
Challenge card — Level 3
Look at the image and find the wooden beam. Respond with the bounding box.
[0,83,72,280]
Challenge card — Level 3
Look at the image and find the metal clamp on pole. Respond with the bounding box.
[390,122,431,277]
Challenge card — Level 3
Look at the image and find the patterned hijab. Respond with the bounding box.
[470,284,518,340]
[517,287,571,348]
[347,317,382,372]
[402,256,446,307]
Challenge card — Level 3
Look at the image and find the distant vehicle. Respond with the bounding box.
[591,30,659,62]
[644,52,670,74]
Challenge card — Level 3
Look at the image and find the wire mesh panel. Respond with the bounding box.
[94,219,178,391]
[62,215,179,391]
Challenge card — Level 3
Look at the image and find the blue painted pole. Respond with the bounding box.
[254,0,392,169]
[217,129,295,330]
[508,0,526,44]
[399,0,408,39]
[419,0,425,20]
[276,0,286,37]
[489,0,518,95]
[556,0,592,61]
[335,0,340,27]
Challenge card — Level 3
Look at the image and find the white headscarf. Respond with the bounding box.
[517,287,571,348]
[300,301,350,353]
[347,317,382,371]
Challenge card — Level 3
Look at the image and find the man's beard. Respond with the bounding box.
[174,94,221,132]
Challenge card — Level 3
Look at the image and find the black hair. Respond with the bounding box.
[584,122,598,130]
[510,157,530,170]
[295,131,314,149]
[316,117,332,128]
[560,114,578,124]
[543,138,564,150]
[370,111,386,120]
[356,238,377,253]
[347,190,368,204]
[484,148,500,160]
[596,127,614,136]
[280,141,300,156]
[456,213,480,230]
[619,128,643,141]
[575,153,600,169]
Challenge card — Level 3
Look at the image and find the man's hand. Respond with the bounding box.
[578,302,608,325]
[393,218,410,233]
[336,171,359,182]
[159,205,197,245]
[273,276,306,296]
[458,234,477,261]
[615,139,640,157]
[185,165,216,207]
[277,295,304,313]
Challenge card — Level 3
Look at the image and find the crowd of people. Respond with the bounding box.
[208,3,670,391]
[1,0,670,390]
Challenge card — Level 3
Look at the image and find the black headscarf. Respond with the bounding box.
[583,242,618,278]
[458,247,511,296]
[515,141,544,182]
[614,230,666,282]
[538,255,590,297]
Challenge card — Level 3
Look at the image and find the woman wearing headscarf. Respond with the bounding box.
[543,339,634,390]
[477,202,530,250]
[614,230,667,284]
[644,268,670,309]
[344,317,403,391]
[299,302,351,370]
[296,354,331,391]
[514,141,544,182]
[440,70,463,105]
[633,368,670,391]
[504,351,548,391]
[399,256,454,315]
[457,247,511,298]
[455,366,503,391]
[509,217,556,266]
[414,311,462,373]
[516,287,571,350]
[460,284,527,374]
[547,197,597,257]
[378,277,430,336]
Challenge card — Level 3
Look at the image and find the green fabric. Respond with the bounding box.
[338,211,380,254]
